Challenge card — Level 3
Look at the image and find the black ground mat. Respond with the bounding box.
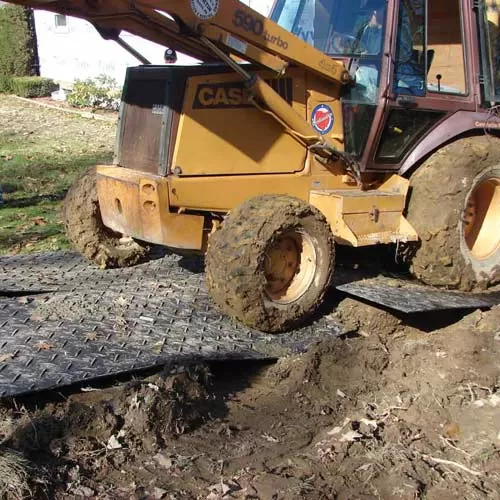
[337,276,500,313]
[1,252,499,398]
[0,252,341,398]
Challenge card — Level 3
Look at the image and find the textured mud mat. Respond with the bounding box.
[337,277,500,313]
[0,252,341,398]
[2,252,499,398]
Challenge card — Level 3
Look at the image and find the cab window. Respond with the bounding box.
[478,1,500,103]
[270,0,388,57]
[427,0,467,95]
[393,0,467,96]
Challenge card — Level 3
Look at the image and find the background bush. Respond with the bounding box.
[0,6,36,80]
[0,75,13,93]
[67,75,121,110]
[10,76,58,98]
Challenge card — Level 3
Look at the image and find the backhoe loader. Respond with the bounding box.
[4,0,500,332]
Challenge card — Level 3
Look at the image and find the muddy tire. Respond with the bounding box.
[406,136,500,289]
[206,195,335,333]
[64,166,148,268]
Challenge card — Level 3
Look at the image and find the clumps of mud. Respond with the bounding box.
[13,370,209,455]
[259,306,500,499]
[31,293,130,324]
[330,297,403,336]
[116,369,209,452]
[0,369,212,498]
[1,306,499,499]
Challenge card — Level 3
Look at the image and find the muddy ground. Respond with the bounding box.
[0,295,499,500]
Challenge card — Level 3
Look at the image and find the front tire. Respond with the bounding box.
[206,195,335,333]
[406,136,500,289]
[64,166,149,268]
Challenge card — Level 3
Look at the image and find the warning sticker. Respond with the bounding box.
[311,104,334,135]
[191,0,219,20]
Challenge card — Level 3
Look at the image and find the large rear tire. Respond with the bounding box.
[206,195,335,333]
[64,166,149,268]
[406,136,500,289]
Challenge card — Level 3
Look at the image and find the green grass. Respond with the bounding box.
[0,95,116,255]
[0,201,70,253]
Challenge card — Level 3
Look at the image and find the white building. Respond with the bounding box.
[33,0,274,86]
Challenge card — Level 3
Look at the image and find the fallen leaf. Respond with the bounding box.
[151,341,163,354]
[442,422,460,438]
[37,341,54,351]
[107,435,122,450]
[326,417,351,436]
[32,217,47,226]
[327,426,343,436]
[85,332,98,341]
[114,296,128,307]
[261,433,279,443]
[151,487,167,499]
[154,453,173,469]
[339,430,363,442]
[71,486,94,497]
[207,480,240,499]
[357,463,373,472]
[0,353,14,362]
[360,418,378,429]
[487,394,500,407]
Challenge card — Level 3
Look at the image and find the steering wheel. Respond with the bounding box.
[327,32,367,55]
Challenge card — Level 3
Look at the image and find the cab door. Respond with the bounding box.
[366,0,475,170]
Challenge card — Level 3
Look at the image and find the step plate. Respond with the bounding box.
[0,252,341,399]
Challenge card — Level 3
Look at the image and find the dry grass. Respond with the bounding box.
[0,411,15,445]
[0,448,31,500]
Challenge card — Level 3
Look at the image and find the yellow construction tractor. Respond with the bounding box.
[6,0,500,332]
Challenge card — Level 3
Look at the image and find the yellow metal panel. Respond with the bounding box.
[173,71,308,176]
[169,170,351,212]
[203,25,288,75]
[343,212,411,245]
[96,166,205,250]
[311,190,406,214]
[309,182,418,247]
[97,170,143,237]
[306,73,344,151]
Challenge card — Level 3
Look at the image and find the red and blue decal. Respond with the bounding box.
[311,104,334,135]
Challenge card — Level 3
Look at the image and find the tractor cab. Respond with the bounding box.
[271,0,500,171]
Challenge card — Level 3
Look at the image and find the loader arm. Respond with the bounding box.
[5,0,354,155]
[5,0,350,85]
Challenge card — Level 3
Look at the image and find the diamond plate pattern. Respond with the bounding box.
[2,252,499,398]
[337,277,500,313]
[0,252,341,398]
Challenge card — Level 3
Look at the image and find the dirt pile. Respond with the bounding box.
[0,304,499,499]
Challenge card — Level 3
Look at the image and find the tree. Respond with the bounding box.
[0,5,39,78]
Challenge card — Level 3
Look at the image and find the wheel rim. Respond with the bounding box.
[264,230,317,304]
[463,175,500,260]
